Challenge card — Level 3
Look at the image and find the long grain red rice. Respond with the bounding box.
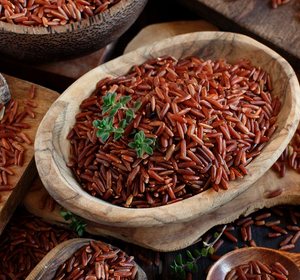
[273,128,300,177]
[0,85,37,199]
[0,209,79,280]
[0,0,121,26]
[67,56,280,208]
[225,260,289,280]
[54,240,138,280]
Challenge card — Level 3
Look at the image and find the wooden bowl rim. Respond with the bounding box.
[0,0,142,35]
[35,31,300,228]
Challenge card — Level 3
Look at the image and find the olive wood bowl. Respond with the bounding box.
[25,238,147,280]
[35,31,300,228]
[0,0,147,63]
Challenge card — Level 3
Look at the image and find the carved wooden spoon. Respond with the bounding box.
[207,247,300,279]
[25,238,147,280]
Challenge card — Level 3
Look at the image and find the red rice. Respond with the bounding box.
[273,128,300,177]
[279,244,295,251]
[265,220,281,227]
[268,188,284,199]
[67,56,279,208]
[0,88,36,199]
[0,0,121,27]
[137,253,153,266]
[226,260,289,280]
[0,209,79,280]
[54,240,138,280]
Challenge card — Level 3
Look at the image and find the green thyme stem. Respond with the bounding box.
[94,92,153,157]
[59,206,87,236]
[170,225,227,279]
[183,225,227,268]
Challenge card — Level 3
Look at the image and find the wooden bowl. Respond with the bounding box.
[0,0,147,63]
[35,31,300,228]
[207,247,300,280]
[25,238,147,280]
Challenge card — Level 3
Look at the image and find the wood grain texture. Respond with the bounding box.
[175,0,300,72]
[124,20,219,54]
[0,43,115,93]
[207,247,300,280]
[0,0,147,62]
[23,164,300,251]
[26,238,147,280]
[0,74,59,235]
[34,32,300,230]
[33,42,116,80]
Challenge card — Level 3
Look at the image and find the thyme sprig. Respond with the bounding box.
[93,92,155,158]
[170,225,227,279]
[60,206,87,236]
[93,92,136,142]
[128,131,156,158]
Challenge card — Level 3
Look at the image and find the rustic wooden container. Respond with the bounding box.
[0,0,147,62]
[26,238,147,280]
[207,247,300,280]
[35,32,300,229]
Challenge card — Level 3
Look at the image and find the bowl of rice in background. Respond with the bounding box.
[34,31,300,229]
[0,0,147,62]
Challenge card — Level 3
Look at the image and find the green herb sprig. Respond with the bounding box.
[60,206,86,236]
[170,225,227,279]
[93,92,142,142]
[128,131,156,158]
[93,92,155,158]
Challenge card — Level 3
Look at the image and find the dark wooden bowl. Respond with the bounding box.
[0,0,147,63]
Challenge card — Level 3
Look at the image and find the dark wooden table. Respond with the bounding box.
[1,0,300,279]
[175,0,300,72]
[118,205,300,279]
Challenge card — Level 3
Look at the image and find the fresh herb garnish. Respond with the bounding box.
[60,206,86,236]
[93,92,154,157]
[128,131,156,158]
[93,117,117,142]
[170,226,226,279]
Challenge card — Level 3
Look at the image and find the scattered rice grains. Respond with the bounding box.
[67,55,281,208]
[209,205,300,271]
[273,128,300,177]
[0,84,36,203]
[230,0,292,9]
[0,209,79,280]
[0,0,121,27]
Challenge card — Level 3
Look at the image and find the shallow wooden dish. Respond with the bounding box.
[0,0,147,62]
[26,238,147,280]
[35,32,300,229]
[207,247,300,280]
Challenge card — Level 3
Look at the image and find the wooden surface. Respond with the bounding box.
[34,31,300,230]
[124,20,219,54]
[26,238,147,280]
[0,43,115,93]
[6,1,300,279]
[23,20,300,252]
[207,247,300,279]
[22,161,300,251]
[0,0,147,62]
[34,42,116,81]
[175,0,300,72]
[0,75,59,235]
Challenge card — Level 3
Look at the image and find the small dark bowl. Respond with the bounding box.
[0,0,147,63]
